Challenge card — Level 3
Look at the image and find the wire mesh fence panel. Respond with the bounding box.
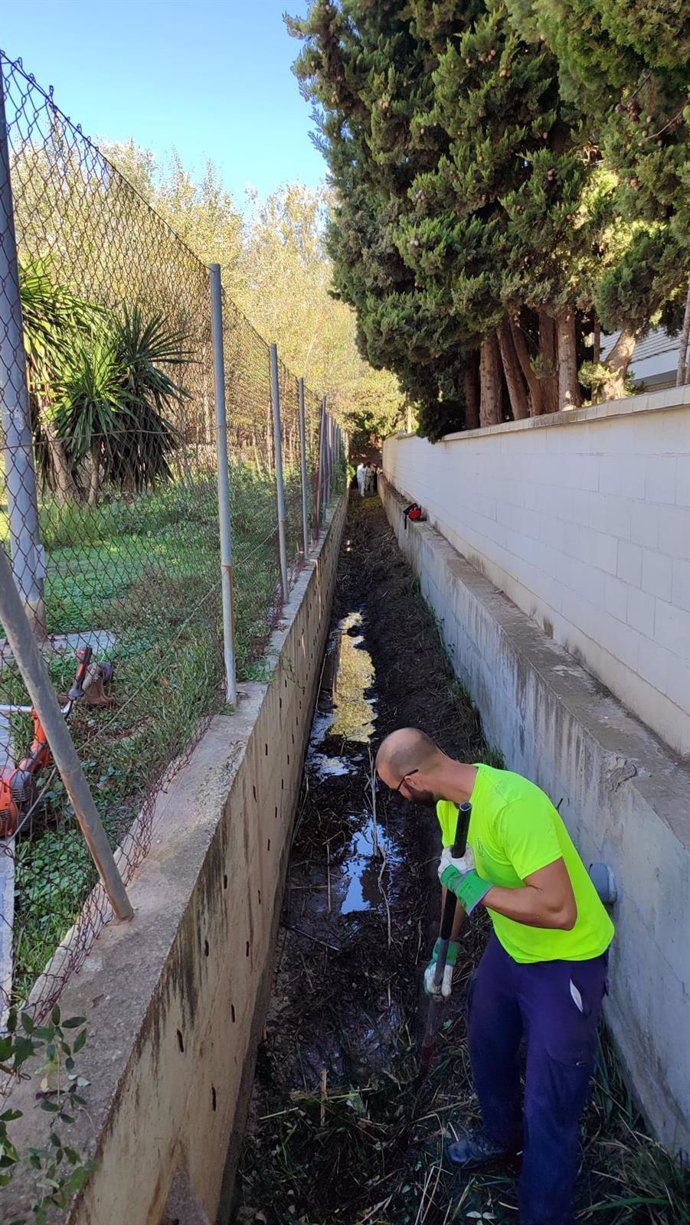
[279,363,304,573]
[305,387,324,541]
[222,298,283,678]
[0,51,222,1022]
[0,50,330,1029]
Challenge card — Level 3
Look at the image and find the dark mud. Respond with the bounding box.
[235,496,689,1225]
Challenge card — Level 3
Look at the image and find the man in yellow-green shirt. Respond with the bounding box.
[376,728,614,1225]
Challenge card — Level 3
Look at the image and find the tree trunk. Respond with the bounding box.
[556,308,581,409]
[508,318,543,416]
[464,349,480,430]
[497,319,530,420]
[88,443,101,506]
[479,332,502,427]
[593,315,601,365]
[41,409,78,502]
[602,328,637,401]
[676,281,690,387]
[500,318,531,418]
[538,312,559,415]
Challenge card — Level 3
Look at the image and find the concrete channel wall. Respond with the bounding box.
[379,472,690,1157]
[383,387,690,756]
[3,497,347,1225]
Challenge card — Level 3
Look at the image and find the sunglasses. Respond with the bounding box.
[394,768,419,795]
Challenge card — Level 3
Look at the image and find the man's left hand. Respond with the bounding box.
[438,846,491,914]
[438,846,476,880]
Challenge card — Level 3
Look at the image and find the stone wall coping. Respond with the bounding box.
[387,384,690,445]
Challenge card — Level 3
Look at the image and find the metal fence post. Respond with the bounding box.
[0,547,133,921]
[209,265,237,706]
[313,398,323,542]
[324,399,331,512]
[298,377,309,560]
[322,406,328,512]
[269,343,289,602]
[325,402,333,507]
[0,78,46,637]
[328,411,334,502]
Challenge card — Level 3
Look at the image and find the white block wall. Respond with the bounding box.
[384,387,690,756]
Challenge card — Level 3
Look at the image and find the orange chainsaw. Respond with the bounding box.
[0,646,114,838]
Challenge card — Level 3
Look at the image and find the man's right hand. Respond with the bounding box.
[424,938,460,999]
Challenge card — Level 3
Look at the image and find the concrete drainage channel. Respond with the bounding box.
[2,497,686,1224]
[232,497,688,1225]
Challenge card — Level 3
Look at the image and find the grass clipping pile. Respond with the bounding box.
[237,497,690,1225]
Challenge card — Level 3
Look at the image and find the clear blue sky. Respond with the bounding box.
[1,0,325,202]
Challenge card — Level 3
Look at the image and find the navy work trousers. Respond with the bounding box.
[468,934,609,1225]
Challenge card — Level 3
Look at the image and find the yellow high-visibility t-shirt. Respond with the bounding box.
[436,764,614,964]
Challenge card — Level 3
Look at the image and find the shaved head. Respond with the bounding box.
[375,728,476,808]
[375,728,441,783]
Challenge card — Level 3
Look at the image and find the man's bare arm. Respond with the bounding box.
[481,858,577,930]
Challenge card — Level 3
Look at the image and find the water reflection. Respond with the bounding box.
[306,611,376,780]
[342,824,397,914]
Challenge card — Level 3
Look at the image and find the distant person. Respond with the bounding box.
[375,727,614,1225]
[363,464,375,497]
[356,461,366,497]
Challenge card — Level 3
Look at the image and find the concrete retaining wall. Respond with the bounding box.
[380,473,690,1156]
[3,497,347,1225]
[384,387,690,756]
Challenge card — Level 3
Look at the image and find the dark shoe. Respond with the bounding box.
[447,1127,520,1169]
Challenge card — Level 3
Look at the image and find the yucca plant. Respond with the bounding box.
[19,258,102,500]
[106,306,190,495]
[55,332,124,504]
[54,306,191,500]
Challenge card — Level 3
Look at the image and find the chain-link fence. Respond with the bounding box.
[0,50,344,1030]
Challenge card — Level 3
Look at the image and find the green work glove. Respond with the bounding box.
[424,937,460,999]
[438,846,491,915]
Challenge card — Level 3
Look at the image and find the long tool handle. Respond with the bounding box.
[432,800,472,992]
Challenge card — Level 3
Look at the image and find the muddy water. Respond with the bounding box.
[274,607,404,1086]
[306,612,399,918]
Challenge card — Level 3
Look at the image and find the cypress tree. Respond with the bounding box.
[290,0,686,436]
[507,0,690,388]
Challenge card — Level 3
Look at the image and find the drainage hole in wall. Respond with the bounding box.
[231,1005,236,1023]
[252,785,257,801]
[177,1030,184,1054]
[281,778,284,790]
[279,696,282,710]
[287,754,290,765]
[246,941,250,957]
[267,838,271,851]
[204,939,209,957]
[223,873,228,889]
[274,805,278,819]
[264,743,268,756]
[212,1086,217,1112]
[258,890,262,905]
